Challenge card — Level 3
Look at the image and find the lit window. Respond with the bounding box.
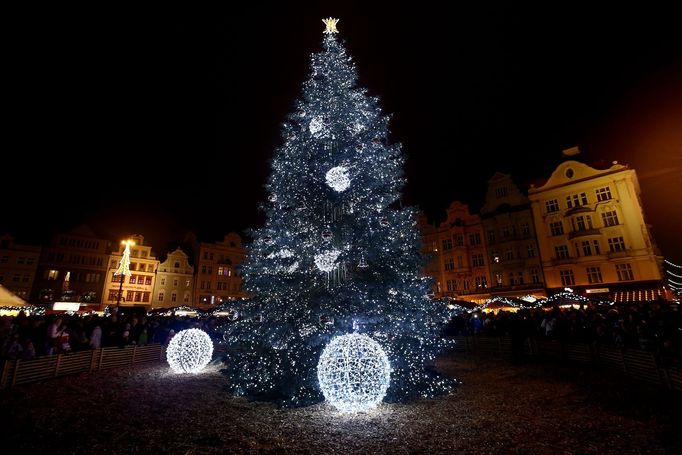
[560,270,575,286]
[602,210,619,227]
[596,187,612,202]
[546,199,560,213]
[616,263,634,281]
[47,269,59,280]
[586,266,603,284]
[608,236,626,252]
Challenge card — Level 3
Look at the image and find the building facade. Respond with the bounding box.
[480,173,545,298]
[528,160,663,300]
[0,235,41,301]
[101,234,159,309]
[420,201,491,302]
[152,247,194,308]
[194,233,247,308]
[31,226,110,306]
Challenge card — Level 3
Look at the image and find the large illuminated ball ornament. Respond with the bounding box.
[166,328,214,373]
[317,333,391,413]
[325,166,350,192]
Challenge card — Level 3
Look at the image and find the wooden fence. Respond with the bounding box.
[0,344,165,389]
[449,336,682,392]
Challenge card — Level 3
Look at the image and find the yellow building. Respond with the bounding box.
[194,233,247,308]
[480,173,546,298]
[0,235,41,301]
[420,201,491,303]
[101,234,159,309]
[528,159,663,300]
[152,247,194,308]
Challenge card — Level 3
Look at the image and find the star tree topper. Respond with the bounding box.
[322,17,339,34]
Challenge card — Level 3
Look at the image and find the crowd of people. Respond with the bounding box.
[0,310,229,361]
[444,299,681,358]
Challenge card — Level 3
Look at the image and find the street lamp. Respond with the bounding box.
[113,239,135,313]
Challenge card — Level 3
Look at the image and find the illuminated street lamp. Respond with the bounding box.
[113,239,135,313]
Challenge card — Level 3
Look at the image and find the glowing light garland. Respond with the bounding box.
[317,333,391,413]
[166,328,214,373]
[314,249,341,272]
[325,166,351,192]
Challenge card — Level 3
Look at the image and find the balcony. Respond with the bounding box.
[568,228,601,240]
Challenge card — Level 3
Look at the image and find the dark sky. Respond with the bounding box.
[5,4,682,262]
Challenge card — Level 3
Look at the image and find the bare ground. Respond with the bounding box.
[0,355,679,454]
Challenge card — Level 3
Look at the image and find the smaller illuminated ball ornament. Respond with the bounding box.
[325,166,350,192]
[166,328,214,373]
[317,333,391,413]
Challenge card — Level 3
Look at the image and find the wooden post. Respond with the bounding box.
[132,345,137,365]
[12,359,20,386]
[99,348,105,370]
[55,354,62,377]
[90,349,98,372]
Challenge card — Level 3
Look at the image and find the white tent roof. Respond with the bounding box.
[0,285,29,307]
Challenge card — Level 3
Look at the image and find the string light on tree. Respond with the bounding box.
[314,249,341,272]
[166,328,214,374]
[317,333,391,413]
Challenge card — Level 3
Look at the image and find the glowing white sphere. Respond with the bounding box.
[166,328,214,373]
[314,249,341,272]
[325,166,350,192]
[317,333,391,413]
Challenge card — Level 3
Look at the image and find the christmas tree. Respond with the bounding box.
[221,18,455,407]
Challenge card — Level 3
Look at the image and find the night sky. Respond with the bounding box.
[5,4,681,262]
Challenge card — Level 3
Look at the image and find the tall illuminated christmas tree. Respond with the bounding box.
[221,18,454,407]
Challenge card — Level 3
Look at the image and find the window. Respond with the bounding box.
[546,199,559,213]
[17,257,25,265]
[174,262,180,268]
[495,273,503,286]
[508,272,515,285]
[566,192,588,209]
[129,262,137,271]
[446,279,457,291]
[550,221,564,236]
[201,265,207,274]
[468,233,481,246]
[596,186,612,202]
[129,275,136,284]
[111,273,123,283]
[463,279,470,290]
[108,290,120,301]
[209,253,214,260]
[126,291,134,301]
[560,270,575,286]
[141,251,148,258]
[586,266,603,284]
[602,210,619,227]
[516,272,524,285]
[573,215,593,231]
[457,256,463,268]
[505,249,514,261]
[48,269,58,280]
[593,240,601,255]
[208,267,213,275]
[161,277,166,286]
[203,252,208,260]
[185,279,191,287]
[13,274,20,282]
[495,186,508,198]
[531,268,540,284]
[581,240,592,256]
[455,234,464,246]
[488,231,496,243]
[441,239,453,251]
[527,244,535,258]
[145,276,152,285]
[142,292,150,302]
[158,292,164,302]
[134,292,142,302]
[492,252,500,263]
[173,279,178,287]
[475,276,487,288]
[608,236,626,252]
[110,260,117,268]
[521,223,530,236]
[616,263,634,281]
[183,293,190,303]
[501,226,510,238]
[555,245,569,259]
[171,292,177,302]
[444,257,455,271]
[472,254,484,267]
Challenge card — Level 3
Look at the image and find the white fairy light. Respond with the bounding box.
[325,166,350,192]
[317,333,391,413]
[166,328,214,374]
[314,249,341,272]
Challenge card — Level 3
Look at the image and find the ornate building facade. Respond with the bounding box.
[0,234,41,301]
[194,233,247,308]
[528,160,664,301]
[151,247,194,308]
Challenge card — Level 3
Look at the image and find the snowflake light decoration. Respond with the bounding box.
[166,328,214,374]
[317,333,391,413]
[325,166,350,192]
[314,249,341,272]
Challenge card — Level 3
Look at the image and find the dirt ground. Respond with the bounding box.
[0,355,679,454]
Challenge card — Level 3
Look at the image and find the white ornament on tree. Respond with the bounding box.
[325,166,350,192]
[166,328,214,374]
[309,116,328,138]
[317,333,391,413]
[314,249,341,272]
